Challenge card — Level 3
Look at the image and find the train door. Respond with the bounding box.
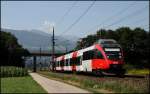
[82,50,95,72]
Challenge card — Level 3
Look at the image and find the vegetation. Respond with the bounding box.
[75,27,149,69]
[0,31,30,67]
[0,66,28,77]
[127,69,149,75]
[38,71,149,93]
[1,76,47,93]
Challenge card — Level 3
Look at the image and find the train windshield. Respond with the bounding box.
[104,48,122,60]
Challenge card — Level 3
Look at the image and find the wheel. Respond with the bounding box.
[96,70,104,77]
[116,69,126,78]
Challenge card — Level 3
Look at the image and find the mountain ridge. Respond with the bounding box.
[2,28,78,53]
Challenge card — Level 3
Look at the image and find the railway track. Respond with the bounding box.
[39,71,149,93]
[53,71,148,79]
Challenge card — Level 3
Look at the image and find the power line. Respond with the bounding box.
[82,1,136,35]
[103,5,148,29]
[144,27,149,30]
[140,24,149,28]
[59,0,96,36]
[56,1,78,25]
[129,17,147,25]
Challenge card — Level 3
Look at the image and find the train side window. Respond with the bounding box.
[73,58,77,65]
[65,59,68,66]
[57,61,59,67]
[61,60,64,66]
[60,61,62,66]
[55,61,58,67]
[80,56,83,65]
[70,58,73,66]
[58,61,60,67]
[68,59,70,66]
[76,57,81,65]
[66,59,70,66]
[64,59,66,66]
[83,50,95,60]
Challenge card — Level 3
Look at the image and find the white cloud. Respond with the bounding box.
[39,20,55,34]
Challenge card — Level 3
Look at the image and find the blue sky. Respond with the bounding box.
[1,1,149,38]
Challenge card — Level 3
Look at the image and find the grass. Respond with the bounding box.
[38,71,149,93]
[124,64,150,75]
[0,66,28,77]
[127,69,150,75]
[1,76,47,93]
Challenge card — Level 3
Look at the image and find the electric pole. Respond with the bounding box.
[65,40,69,53]
[51,26,55,71]
[39,47,42,71]
[65,46,67,53]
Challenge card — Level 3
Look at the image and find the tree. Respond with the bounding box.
[0,31,30,67]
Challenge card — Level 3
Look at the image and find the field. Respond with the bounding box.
[1,76,47,93]
[38,71,149,93]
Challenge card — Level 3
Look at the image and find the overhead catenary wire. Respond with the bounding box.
[139,24,149,28]
[56,1,148,51]
[82,1,137,35]
[54,1,77,52]
[59,0,96,36]
[56,1,78,25]
[103,5,148,29]
[129,17,147,25]
[143,26,149,30]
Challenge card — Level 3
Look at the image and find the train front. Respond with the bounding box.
[98,39,126,76]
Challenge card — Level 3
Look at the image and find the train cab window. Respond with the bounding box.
[96,50,104,59]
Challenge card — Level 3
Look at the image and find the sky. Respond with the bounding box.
[1,1,149,38]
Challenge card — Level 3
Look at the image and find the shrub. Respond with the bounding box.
[0,66,28,77]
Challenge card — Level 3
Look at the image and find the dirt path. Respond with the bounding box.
[29,73,90,93]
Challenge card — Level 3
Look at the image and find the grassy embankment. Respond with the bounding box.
[123,64,150,75]
[127,69,149,75]
[0,66,47,93]
[38,71,149,93]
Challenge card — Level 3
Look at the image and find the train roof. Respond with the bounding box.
[95,39,120,48]
[55,39,121,60]
[96,39,117,44]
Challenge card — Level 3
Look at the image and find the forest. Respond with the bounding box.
[0,31,29,67]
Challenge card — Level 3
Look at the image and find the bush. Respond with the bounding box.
[0,66,28,77]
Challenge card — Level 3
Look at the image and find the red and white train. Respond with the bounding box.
[54,39,126,76]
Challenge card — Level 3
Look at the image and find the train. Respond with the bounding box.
[53,39,126,76]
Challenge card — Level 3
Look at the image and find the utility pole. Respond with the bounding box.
[65,40,69,53]
[51,26,55,71]
[65,46,67,53]
[33,56,36,72]
[39,47,42,71]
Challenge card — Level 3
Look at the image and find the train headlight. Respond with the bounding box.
[113,61,118,64]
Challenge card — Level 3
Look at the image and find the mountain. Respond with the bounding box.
[2,28,79,53]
